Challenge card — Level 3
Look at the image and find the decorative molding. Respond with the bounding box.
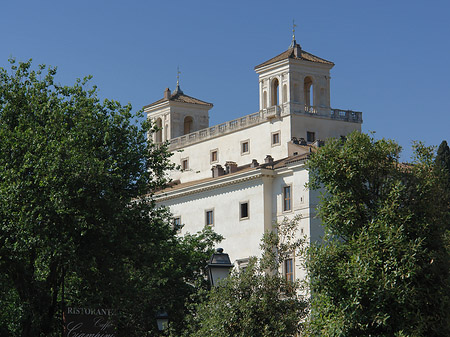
[157,169,274,201]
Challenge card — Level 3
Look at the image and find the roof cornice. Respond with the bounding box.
[156,168,275,201]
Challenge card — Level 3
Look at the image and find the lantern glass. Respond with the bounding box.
[156,311,169,331]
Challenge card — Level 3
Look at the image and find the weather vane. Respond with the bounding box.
[292,19,297,41]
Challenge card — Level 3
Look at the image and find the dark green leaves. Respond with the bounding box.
[0,59,219,336]
[306,132,450,336]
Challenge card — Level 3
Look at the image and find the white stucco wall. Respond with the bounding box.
[290,113,361,141]
[160,175,272,262]
[168,111,361,184]
[169,117,291,183]
[156,160,321,285]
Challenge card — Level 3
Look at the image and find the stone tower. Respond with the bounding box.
[144,82,213,143]
[254,36,334,115]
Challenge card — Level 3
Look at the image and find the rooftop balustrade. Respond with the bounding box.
[168,104,362,150]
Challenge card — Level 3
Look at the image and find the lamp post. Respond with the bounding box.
[207,248,233,287]
[155,311,169,332]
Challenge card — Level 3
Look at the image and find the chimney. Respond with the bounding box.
[250,159,259,168]
[211,165,225,178]
[225,161,238,174]
[164,88,171,99]
[264,155,274,164]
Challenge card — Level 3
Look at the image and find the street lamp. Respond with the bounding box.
[155,310,169,332]
[207,248,233,287]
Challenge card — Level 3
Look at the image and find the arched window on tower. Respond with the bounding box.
[283,84,287,103]
[155,118,163,143]
[304,76,313,107]
[272,78,279,106]
[184,116,193,135]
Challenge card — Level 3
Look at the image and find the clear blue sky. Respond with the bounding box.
[1,0,449,161]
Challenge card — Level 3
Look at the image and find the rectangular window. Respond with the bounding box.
[205,210,214,226]
[240,201,249,220]
[241,140,250,155]
[272,131,280,146]
[307,131,315,143]
[181,158,189,170]
[211,150,218,163]
[285,258,294,282]
[173,217,182,233]
[210,149,218,163]
[283,185,291,211]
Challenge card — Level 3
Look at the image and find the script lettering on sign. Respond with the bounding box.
[64,307,116,337]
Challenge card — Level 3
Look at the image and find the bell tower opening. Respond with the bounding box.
[184,116,193,135]
[155,118,163,143]
[272,78,279,106]
[304,76,313,107]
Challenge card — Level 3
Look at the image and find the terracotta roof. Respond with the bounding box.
[144,91,213,109]
[255,43,334,69]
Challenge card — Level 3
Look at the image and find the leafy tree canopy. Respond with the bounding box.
[0,59,221,336]
[181,216,308,337]
[306,132,450,336]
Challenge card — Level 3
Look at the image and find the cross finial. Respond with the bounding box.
[174,66,183,95]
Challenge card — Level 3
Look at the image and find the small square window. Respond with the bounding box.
[284,258,294,282]
[173,217,182,233]
[241,140,250,155]
[307,131,315,143]
[210,149,218,163]
[283,185,291,212]
[272,132,280,146]
[181,158,189,170]
[240,201,249,220]
[205,209,214,226]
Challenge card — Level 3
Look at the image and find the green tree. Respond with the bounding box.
[435,140,450,193]
[306,132,450,336]
[0,59,221,336]
[182,216,309,337]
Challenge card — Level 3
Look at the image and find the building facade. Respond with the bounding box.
[145,37,362,280]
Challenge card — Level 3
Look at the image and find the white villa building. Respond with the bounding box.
[145,36,362,281]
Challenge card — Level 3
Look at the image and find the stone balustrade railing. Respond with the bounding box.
[168,104,362,150]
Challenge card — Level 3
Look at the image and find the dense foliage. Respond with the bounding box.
[181,217,308,337]
[0,60,221,336]
[435,140,450,194]
[306,132,450,336]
